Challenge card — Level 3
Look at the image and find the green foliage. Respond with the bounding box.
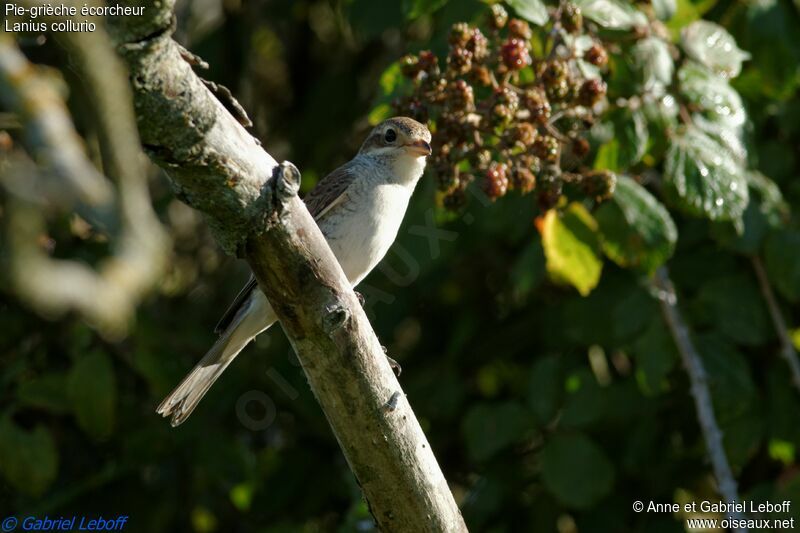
[0,417,58,497]
[596,176,677,274]
[541,203,603,296]
[4,0,800,530]
[540,432,615,508]
[67,350,117,441]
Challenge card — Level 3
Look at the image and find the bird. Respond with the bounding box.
[157,117,432,426]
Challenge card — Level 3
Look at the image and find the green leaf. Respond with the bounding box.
[631,320,678,395]
[462,402,532,461]
[541,203,603,296]
[678,61,746,128]
[596,176,677,274]
[17,373,71,414]
[506,0,549,26]
[664,126,749,224]
[747,171,790,226]
[67,350,116,441]
[632,37,674,94]
[560,368,607,428]
[528,356,563,425]
[573,0,647,29]
[695,275,771,346]
[541,432,615,508]
[402,0,447,19]
[652,0,677,20]
[764,230,800,302]
[681,20,750,79]
[0,416,58,497]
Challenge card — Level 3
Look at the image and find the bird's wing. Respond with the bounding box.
[303,162,358,220]
[213,162,358,335]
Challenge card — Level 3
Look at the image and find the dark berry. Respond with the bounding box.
[581,170,616,201]
[489,4,508,30]
[533,135,560,163]
[572,138,590,159]
[448,47,473,76]
[584,44,608,68]
[492,85,520,125]
[508,122,537,147]
[501,38,531,70]
[537,165,563,210]
[418,50,439,75]
[446,80,475,112]
[449,23,472,48]
[443,187,468,211]
[562,3,583,34]
[578,79,607,107]
[508,18,532,40]
[483,162,509,200]
[511,166,537,193]
[522,88,551,124]
[400,54,422,78]
[467,28,490,62]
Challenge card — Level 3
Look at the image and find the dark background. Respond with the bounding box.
[2,0,800,531]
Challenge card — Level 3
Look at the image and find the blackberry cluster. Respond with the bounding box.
[394,2,615,211]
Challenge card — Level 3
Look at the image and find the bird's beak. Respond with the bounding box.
[405,139,432,157]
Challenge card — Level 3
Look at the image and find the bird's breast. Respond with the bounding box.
[322,181,412,285]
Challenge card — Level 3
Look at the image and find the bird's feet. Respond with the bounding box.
[383,346,402,376]
[355,291,365,307]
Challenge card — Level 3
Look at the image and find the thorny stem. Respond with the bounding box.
[653,267,746,533]
[751,256,800,393]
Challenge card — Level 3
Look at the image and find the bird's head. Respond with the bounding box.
[359,117,432,160]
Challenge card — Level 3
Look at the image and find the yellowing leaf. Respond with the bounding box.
[541,203,603,296]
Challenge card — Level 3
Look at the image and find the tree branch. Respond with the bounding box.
[653,267,745,531]
[751,255,800,393]
[106,2,467,530]
[0,31,169,338]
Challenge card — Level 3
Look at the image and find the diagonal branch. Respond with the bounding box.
[653,267,745,531]
[106,1,467,530]
[751,255,800,393]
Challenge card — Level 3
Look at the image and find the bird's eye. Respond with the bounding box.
[384,129,397,143]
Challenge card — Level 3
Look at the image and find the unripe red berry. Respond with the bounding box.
[501,38,532,70]
[483,162,509,200]
[584,44,608,68]
[508,18,532,40]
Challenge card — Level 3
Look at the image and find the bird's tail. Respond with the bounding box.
[156,303,271,426]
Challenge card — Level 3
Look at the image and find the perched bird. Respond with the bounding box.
[157,117,432,426]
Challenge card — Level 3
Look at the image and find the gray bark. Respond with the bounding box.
[107,2,467,531]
